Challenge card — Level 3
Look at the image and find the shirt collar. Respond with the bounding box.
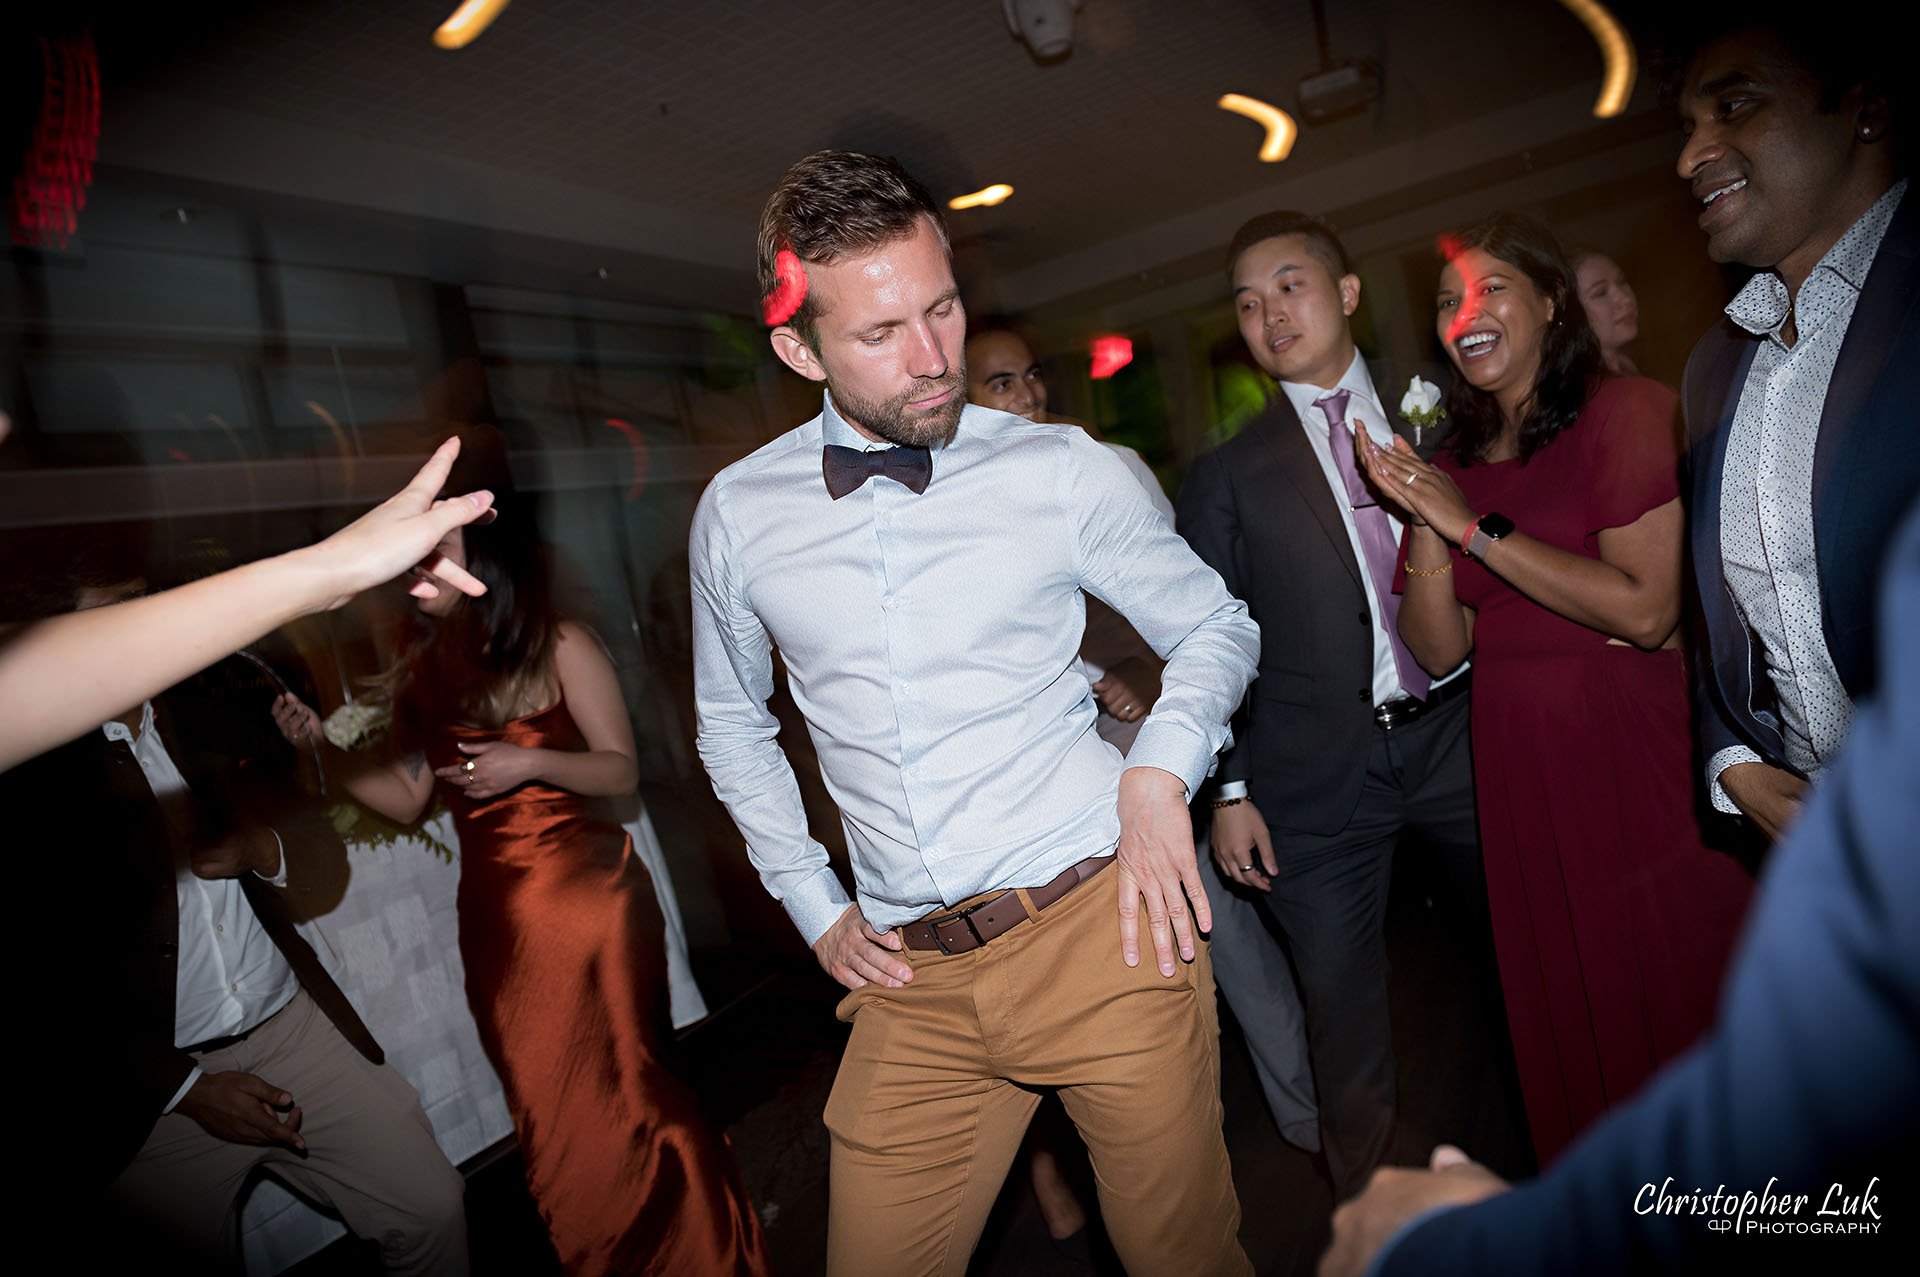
[101,699,156,744]
[1726,178,1908,339]
[1277,347,1379,423]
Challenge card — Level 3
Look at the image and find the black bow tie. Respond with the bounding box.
[822,443,933,500]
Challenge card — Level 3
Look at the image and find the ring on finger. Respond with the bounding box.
[1404,471,1418,485]
[1239,863,1254,872]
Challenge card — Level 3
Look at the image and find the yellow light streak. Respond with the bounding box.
[948,184,1014,210]
[1217,94,1298,162]
[434,0,513,50]
[1558,0,1636,118]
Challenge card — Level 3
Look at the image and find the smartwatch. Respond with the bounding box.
[1467,512,1515,560]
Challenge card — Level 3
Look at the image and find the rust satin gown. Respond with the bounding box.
[431,702,769,1276]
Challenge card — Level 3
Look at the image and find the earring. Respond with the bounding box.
[1860,125,1877,140]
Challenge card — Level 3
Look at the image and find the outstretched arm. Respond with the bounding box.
[0,437,495,772]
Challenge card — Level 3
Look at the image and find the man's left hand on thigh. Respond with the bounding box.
[1116,765,1210,977]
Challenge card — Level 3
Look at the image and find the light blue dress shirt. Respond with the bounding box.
[691,395,1259,945]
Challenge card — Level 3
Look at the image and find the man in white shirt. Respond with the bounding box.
[693,150,1258,1275]
[1177,212,1500,1199]
[9,564,467,1273]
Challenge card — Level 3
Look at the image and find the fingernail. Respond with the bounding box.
[468,490,494,511]
[1160,962,1175,976]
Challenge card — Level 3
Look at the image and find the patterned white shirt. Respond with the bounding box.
[1709,180,1906,810]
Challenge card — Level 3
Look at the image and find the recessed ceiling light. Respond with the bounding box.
[1217,95,1298,162]
[434,0,512,50]
[160,206,203,224]
[949,184,1014,210]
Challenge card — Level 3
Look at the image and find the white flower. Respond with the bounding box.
[323,700,390,751]
[1400,376,1442,419]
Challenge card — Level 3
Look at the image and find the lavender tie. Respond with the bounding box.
[1319,389,1430,701]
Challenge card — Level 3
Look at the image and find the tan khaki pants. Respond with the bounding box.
[824,861,1250,1277]
[103,989,469,1275]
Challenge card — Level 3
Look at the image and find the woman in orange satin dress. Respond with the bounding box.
[273,441,769,1276]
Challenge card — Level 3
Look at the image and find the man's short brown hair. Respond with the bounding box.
[757,150,950,343]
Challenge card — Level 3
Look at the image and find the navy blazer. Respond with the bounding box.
[1374,496,1920,1274]
[1682,191,1920,771]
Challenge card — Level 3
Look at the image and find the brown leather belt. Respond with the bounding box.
[898,854,1113,955]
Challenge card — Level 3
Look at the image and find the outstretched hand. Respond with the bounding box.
[1354,428,1476,546]
[296,436,496,614]
[1320,1145,1511,1277]
[1115,765,1210,975]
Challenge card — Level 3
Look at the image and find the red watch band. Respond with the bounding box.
[1461,516,1483,557]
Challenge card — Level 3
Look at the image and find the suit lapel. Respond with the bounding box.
[1255,394,1363,587]
[1812,194,1920,567]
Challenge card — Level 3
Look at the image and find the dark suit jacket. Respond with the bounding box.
[1176,385,1422,835]
[1375,485,1920,1275]
[1683,191,1920,772]
[4,657,379,1186]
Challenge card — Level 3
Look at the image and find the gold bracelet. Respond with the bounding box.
[1404,562,1453,577]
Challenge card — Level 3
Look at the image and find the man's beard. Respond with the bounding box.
[830,366,968,449]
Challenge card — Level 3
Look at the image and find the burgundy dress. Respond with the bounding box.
[1414,377,1753,1164]
[431,702,769,1276]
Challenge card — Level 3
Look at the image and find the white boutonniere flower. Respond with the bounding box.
[1399,375,1444,446]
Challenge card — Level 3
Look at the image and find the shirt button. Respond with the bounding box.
[901,682,915,697]
[230,982,239,992]
[1358,611,1370,626]
[216,923,224,933]
[1357,688,1370,702]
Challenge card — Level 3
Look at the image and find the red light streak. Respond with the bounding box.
[1090,335,1134,379]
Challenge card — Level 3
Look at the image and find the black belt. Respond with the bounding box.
[1374,670,1470,731]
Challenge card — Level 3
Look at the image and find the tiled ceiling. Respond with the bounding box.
[109,0,1606,273]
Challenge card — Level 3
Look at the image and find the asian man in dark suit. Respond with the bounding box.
[1176,212,1503,1199]
[5,556,468,1274]
[1676,16,1920,844]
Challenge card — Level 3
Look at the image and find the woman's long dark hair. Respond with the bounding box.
[1438,213,1605,465]
[381,426,560,734]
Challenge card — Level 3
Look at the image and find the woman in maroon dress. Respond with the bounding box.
[1355,214,1753,1165]
[272,435,769,1276]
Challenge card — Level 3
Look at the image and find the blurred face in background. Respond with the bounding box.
[1231,234,1361,389]
[1437,246,1556,409]
[1575,253,1638,357]
[965,331,1049,422]
[772,216,967,448]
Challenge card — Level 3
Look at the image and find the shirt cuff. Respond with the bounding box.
[1122,720,1214,800]
[163,1066,202,1115]
[1213,781,1249,801]
[1707,744,1765,815]
[783,868,858,949]
[252,829,289,888]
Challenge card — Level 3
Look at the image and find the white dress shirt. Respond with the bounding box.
[1278,350,1413,708]
[103,702,297,1110]
[692,395,1259,943]
[1709,180,1906,810]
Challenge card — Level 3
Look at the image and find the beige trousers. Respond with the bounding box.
[104,989,469,1275]
[824,861,1251,1277]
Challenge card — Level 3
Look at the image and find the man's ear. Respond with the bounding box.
[771,327,827,382]
[1340,273,1363,317]
[1856,88,1892,144]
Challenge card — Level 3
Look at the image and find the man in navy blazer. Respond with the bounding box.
[1675,18,1920,841]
